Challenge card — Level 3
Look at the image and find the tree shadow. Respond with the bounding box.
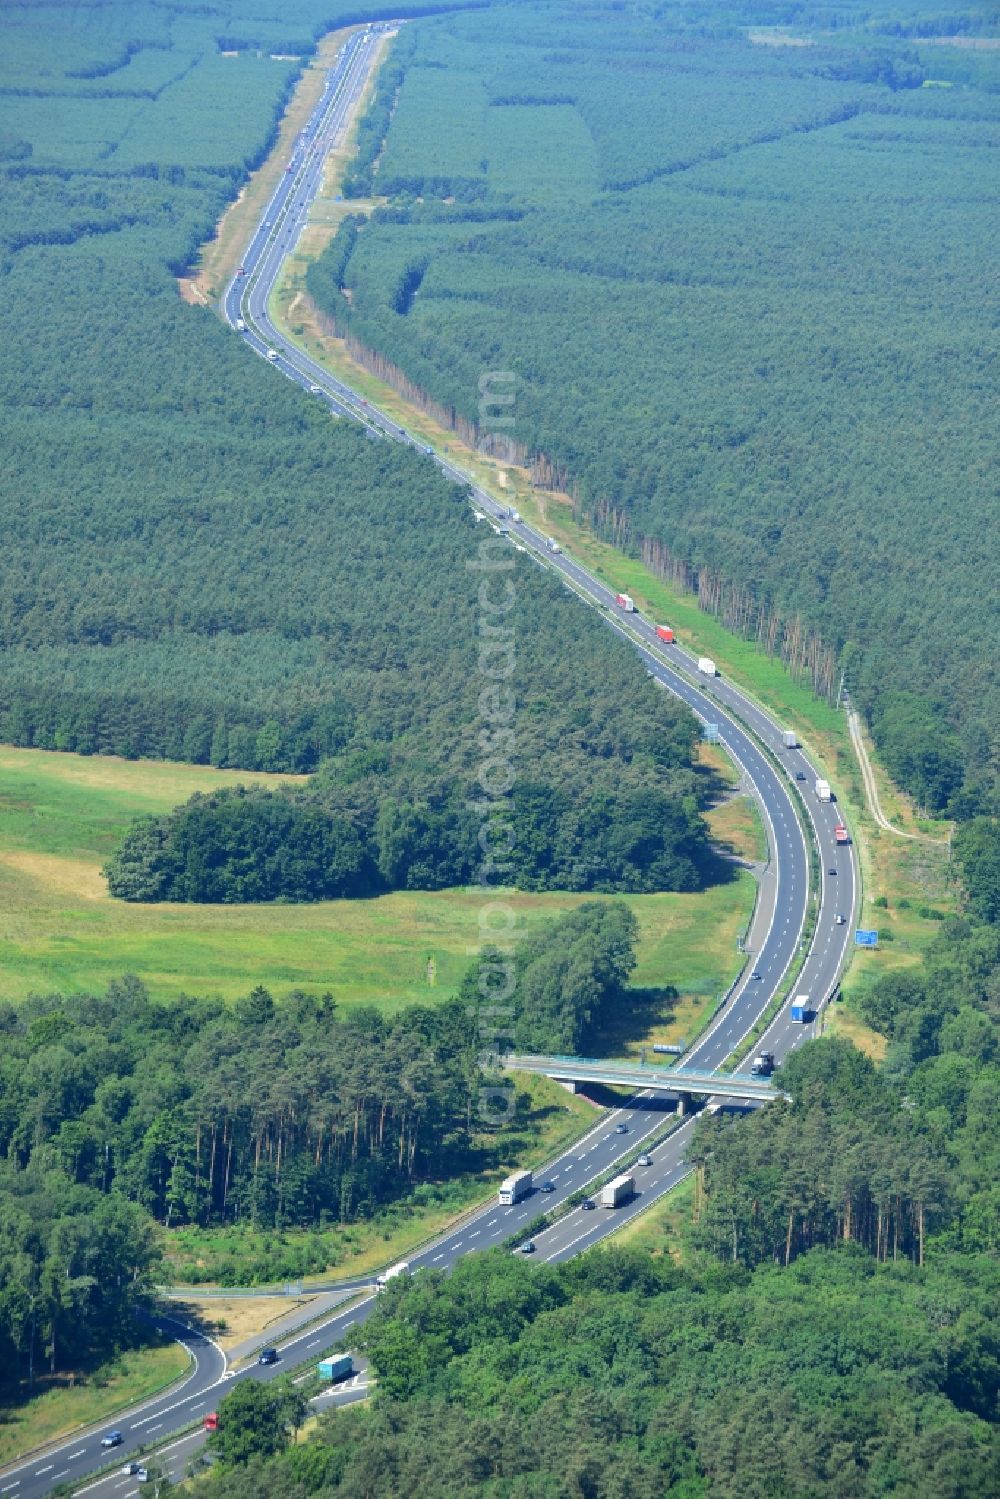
[589,984,680,1058]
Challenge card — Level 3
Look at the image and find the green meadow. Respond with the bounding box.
[0,746,753,1013]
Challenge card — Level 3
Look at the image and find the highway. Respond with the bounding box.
[3,24,855,1499]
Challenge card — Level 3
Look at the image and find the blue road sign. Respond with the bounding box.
[855,929,879,948]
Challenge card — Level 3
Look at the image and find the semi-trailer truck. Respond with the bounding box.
[815,779,832,801]
[790,996,811,1023]
[656,625,675,643]
[499,1168,532,1206]
[615,593,636,612]
[601,1172,635,1208]
[697,656,717,677]
[317,1354,353,1382]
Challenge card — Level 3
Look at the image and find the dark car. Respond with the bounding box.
[828,866,837,876]
[752,970,763,981]
[519,1240,536,1254]
[539,1181,555,1193]
[615,1122,629,1135]
[795,770,806,781]
[101,1432,124,1448]
[258,1347,279,1366]
[582,1198,596,1210]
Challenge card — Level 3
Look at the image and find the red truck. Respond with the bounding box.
[203,1412,219,1432]
[834,824,850,845]
[615,593,636,612]
[656,625,674,643]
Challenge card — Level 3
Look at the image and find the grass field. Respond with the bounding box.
[609,1175,695,1261]
[0,746,754,1010]
[0,1341,189,1468]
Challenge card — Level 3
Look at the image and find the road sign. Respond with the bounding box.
[855,929,878,948]
[704,723,720,743]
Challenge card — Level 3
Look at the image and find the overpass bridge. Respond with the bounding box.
[504,1053,783,1106]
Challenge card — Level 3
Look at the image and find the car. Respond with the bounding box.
[539,1180,555,1193]
[795,771,806,781]
[615,1122,629,1134]
[136,1470,149,1484]
[308,384,322,394]
[835,913,846,925]
[101,1432,124,1448]
[581,1198,596,1210]
[237,266,246,277]
[828,866,837,876]
[519,1240,536,1254]
[752,969,763,980]
[637,1154,653,1167]
[258,1347,279,1365]
[121,1462,143,1476]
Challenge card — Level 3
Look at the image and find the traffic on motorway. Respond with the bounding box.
[2,24,856,1499]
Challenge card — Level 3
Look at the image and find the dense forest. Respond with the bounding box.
[0,0,728,899]
[194,1249,999,1497]
[188,859,1000,1497]
[0,0,723,902]
[0,901,636,1386]
[316,0,999,814]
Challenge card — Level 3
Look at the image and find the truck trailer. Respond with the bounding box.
[656,624,675,643]
[834,823,850,844]
[615,593,636,612]
[782,729,798,748]
[601,1172,635,1208]
[815,779,832,802]
[790,995,811,1023]
[499,1168,532,1206]
[317,1354,353,1382]
[697,656,717,677]
[375,1260,410,1289]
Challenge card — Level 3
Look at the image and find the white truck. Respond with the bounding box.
[235,317,247,333]
[266,348,279,362]
[375,1260,410,1289]
[545,537,560,554]
[697,656,717,677]
[601,1172,635,1209]
[782,729,798,748]
[499,1168,532,1206]
[815,778,832,802]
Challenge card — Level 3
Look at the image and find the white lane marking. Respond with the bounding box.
[54,1473,70,1482]
[69,1449,86,1458]
[34,1469,53,1478]
[470,1230,481,1238]
[432,1253,444,1261]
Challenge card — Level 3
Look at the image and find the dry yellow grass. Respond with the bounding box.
[174,1296,318,1352]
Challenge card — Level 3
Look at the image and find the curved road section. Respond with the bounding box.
[5,27,855,1499]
